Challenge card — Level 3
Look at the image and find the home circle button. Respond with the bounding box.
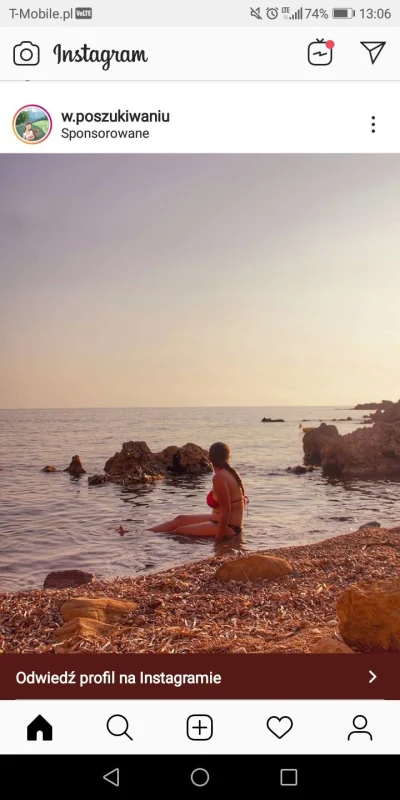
[190,768,210,787]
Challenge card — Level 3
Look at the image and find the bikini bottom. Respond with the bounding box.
[211,520,242,535]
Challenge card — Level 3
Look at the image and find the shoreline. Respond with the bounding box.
[1,524,399,654]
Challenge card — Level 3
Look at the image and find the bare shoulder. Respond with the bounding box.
[212,472,227,489]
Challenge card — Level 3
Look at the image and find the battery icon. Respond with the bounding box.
[332,8,355,17]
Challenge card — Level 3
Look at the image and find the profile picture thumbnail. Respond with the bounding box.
[12,105,52,144]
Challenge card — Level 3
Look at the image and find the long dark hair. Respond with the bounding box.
[208,442,245,495]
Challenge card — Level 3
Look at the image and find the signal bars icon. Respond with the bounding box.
[291,7,303,18]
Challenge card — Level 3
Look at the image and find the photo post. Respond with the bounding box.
[0,1,400,787]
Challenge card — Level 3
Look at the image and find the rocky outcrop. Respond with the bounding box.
[42,465,57,473]
[105,441,152,475]
[370,399,400,423]
[312,637,355,654]
[302,402,400,477]
[214,554,293,583]
[320,421,400,479]
[43,570,94,589]
[337,579,400,652]
[354,400,394,411]
[155,443,212,475]
[262,417,285,423]
[64,455,86,475]
[60,596,138,623]
[302,424,339,465]
[103,440,212,486]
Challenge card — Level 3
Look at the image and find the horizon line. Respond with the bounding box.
[0,403,362,411]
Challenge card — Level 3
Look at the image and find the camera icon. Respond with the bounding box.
[13,41,40,66]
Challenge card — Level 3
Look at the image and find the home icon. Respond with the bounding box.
[27,715,53,741]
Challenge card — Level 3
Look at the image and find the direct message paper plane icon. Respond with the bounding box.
[361,42,386,64]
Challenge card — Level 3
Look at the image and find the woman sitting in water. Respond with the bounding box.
[149,442,247,539]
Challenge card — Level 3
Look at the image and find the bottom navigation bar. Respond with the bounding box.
[1,700,399,754]
[1,755,397,792]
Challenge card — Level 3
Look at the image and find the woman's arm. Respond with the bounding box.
[212,473,231,539]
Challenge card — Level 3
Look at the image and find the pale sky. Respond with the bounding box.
[0,154,399,408]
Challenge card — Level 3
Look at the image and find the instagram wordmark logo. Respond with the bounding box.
[53,44,149,71]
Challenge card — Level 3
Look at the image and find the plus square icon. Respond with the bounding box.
[187,715,213,741]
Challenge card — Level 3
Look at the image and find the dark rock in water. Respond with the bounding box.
[64,455,86,475]
[302,423,339,466]
[156,443,212,475]
[43,569,94,589]
[42,465,57,473]
[105,441,152,475]
[261,417,285,423]
[88,473,111,486]
[287,465,315,475]
[103,440,212,487]
[320,401,400,478]
[358,521,381,530]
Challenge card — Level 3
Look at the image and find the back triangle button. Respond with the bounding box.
[103,768,119,787]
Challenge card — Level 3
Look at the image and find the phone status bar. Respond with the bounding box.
[249,6,397,24]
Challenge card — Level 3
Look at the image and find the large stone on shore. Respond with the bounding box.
[303,424,339,466]
[104,440,212,485]
[214,554,293,583]
[53,617,128,643]
[337,579,400,652]
[44,569,95,589]
[64,455,86,475]
[320,410,400,478]
[60,596,138,623]
[358,521,381,530]
[312,637,355,654]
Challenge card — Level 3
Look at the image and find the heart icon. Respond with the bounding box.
[266,716,293,739]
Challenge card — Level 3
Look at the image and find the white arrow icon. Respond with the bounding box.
[103,768,119,787]
[369,671,377,683]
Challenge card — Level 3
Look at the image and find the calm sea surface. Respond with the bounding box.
[1,406,399,591]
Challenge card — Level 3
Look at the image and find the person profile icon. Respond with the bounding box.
[348,715,373,741]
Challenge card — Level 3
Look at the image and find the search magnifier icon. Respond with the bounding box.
[106,714,133,741]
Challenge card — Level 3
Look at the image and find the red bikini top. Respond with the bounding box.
[206,490,219,509]
[206,490,249,510]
